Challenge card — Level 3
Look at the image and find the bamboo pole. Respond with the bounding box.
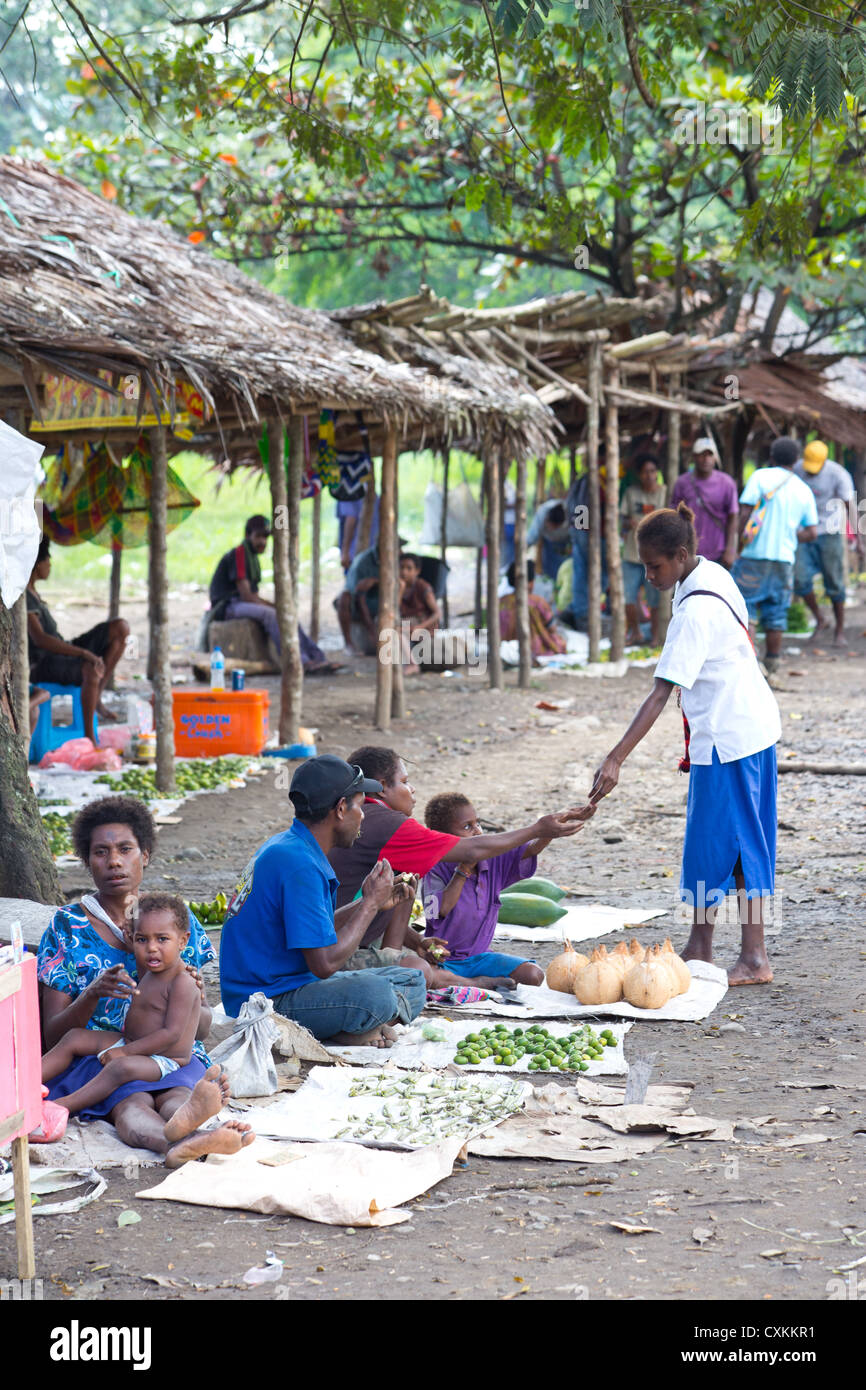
[440,447,450,626]
[147,425,175,793]
[486,450,503,691]
[310,488,321,643]
[474,461,486,630]
[587,341,603,663]
[604,362,626,662]
[375,427,398,729]
[514,450,531,688]
[391,446,404,720]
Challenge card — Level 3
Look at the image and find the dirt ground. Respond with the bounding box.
[5,573,866,1304]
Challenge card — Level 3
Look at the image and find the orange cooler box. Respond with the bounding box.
[172,689,269,757]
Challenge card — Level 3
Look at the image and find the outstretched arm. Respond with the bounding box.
[441,809,592,865]
[590,678,676,802]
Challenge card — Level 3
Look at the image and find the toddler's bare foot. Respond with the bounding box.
[165,1119,254,1168]
[728,956,773,986]
[163,1064,230,1142]
[329,1023,398,1048]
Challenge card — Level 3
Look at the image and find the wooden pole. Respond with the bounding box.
[358,468,377,552]
[440,447,450,626]
[587,341,603,663]
[604,363,626,662]
[375,427,398,729]
[569,445,578,487]
[514,450,531,688]
[310,488,321,644]
[11,594,30,751]
[11,1134,35,1281]
[486,450,503,691]
[147,425,175,793]
[109,540,122,620]
[269,418,303,746]
[146,517,156,684]
[534,456,546,572]
[391,447,404,720]
[658,370,682,641]
[474,461,486,630]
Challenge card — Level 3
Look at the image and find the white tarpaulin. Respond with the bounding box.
[444,960,726,1022]
[493,902,667,945]
[0,419,44,608]
[138,1132,469,1226]
[226,1066,531,1150]
[326,1018,630,1074]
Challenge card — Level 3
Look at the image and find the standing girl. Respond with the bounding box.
[589,503,781,985]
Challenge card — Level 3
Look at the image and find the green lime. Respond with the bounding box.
[578,1060,589,1071]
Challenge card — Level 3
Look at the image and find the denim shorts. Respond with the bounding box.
[622,559,660,609]
[794,533,846,603]
[731,557,793,631]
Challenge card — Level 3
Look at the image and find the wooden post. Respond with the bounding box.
[109,539,122,620]
[269,417,303,746]
[11,594,30,751]
[11,1134,35,1281]
[358,468,377,552]
[658,371,683,640]
[147,425,175,793]
[474,461,486,630]
[375,427,398,729]
[310,489,321,643]
[587,341,603,663]
[534,456,546,572]
[569,445,578,487]
[440,447,450,626]
[514,450,531,688]
[486,450,503,691]
[604,362,626,662]
[391,447,404,720]
[146,517,156,684]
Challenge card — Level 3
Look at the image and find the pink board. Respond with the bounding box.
[0,955,43,1140]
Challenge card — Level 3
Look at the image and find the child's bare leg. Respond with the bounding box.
[54,1055,163,1115]
[41,1028,123,1083]
[728,869,773,986]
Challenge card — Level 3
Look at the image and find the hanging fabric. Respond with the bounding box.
[329,412,373,501]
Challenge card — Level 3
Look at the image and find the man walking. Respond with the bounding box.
[670,437,739,567]
[732,437,818,681]
[793,440,861,646]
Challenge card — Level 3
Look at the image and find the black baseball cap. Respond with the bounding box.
[289,755,382,818]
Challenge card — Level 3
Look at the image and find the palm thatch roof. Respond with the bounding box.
[0,158,557,463]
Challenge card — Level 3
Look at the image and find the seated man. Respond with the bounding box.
[335,538,382,655]
[219,756,427,1047]
[209,514,339,674]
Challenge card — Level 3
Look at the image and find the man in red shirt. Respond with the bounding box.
[327,745,592,988]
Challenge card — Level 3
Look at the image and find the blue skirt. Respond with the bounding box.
[680,745,777,906]
[46,1054,207,1121]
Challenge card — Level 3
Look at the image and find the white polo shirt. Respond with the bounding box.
[654,557,781,765]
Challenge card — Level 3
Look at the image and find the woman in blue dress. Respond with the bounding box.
[38,796,248,1161]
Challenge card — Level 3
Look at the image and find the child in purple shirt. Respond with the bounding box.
[421,795,552,986]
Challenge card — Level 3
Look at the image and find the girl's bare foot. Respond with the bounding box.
[163,1064,230,1142]
[329,1023,398,1048]
[728,955,773,986]
[164,1119,254,1169]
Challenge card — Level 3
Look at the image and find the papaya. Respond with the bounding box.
[497,893,568,927]
[506,876,565,902]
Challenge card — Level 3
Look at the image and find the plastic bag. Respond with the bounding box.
[97,725,132,752]
[419,480,485,548]
[209,992,280,1097]
[39,739,123,771]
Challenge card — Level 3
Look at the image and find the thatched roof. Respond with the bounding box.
[0,158,557,463]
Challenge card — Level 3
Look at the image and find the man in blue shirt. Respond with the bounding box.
[220,756,426,1045]
[732,437,818,681]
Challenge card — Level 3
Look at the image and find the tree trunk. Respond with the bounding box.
[358,469,377,552]
[269,417,303,746]
[604,363,626,662]
[148,426,175,794]
[391,446,404,720]
[0,599,62,902]
[658,373,682,640]
[375,428,398,729]
[11,594,30,752]
[440,447,450,627]
[486,450,503,691]
[587,341,603,663]
[310,488,321,644]
[514,450,531,688]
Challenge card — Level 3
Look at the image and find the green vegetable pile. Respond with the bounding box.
[334,1072,525,1146]
[95,757,250,801]
[455,1022,617,1072]
[188,892,229,926]
[41,811,74,858]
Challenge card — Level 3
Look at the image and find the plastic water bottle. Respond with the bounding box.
[210,646,225,691]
